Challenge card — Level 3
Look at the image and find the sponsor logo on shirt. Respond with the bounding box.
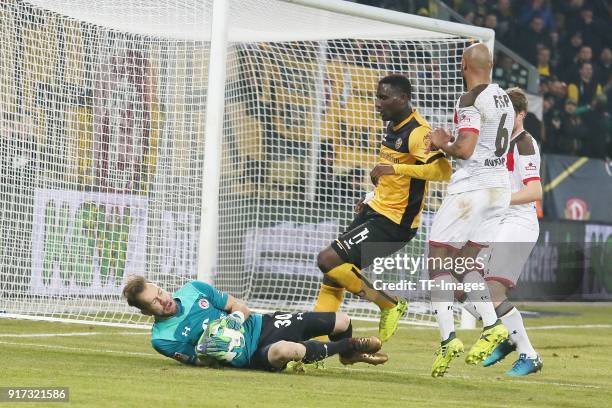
[525,162,537,171]
[199,299,209,309]
[484,157,506,167]
[395,138,402,150]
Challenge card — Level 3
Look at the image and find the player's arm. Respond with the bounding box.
[510,133,542,205]
[371,157,451,184]
[430,127,478,160]
[511,180,542,205]
[392,155,451,181]
[371,126,452,183]
[429,91,482,160]
[152,339,200,366]
[223,294,251,321]
[191,280,250,322]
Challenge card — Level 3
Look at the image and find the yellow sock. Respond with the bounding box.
[314,283,345,312]
[326,263,397,310]
[312,284,345,342]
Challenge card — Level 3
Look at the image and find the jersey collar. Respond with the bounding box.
[392,110,416,132]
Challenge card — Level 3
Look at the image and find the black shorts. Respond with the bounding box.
[249,311,336,371]
[331,206,417,269]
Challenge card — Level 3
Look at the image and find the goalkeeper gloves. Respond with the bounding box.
[196,335,231,359]
[195,312,246,362]
[223,311,245,332]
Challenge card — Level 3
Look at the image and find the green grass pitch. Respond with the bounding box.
[2,303,611,408]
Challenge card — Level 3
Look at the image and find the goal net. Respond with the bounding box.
[0,0,490,327]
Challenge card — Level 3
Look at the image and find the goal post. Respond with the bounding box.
[0,0,493,328]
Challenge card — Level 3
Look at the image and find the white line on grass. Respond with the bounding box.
[1,332,99,338]
[353,323,612,332]
[0,340,159,358]
[526,324,612,330]
[0,331,149,338]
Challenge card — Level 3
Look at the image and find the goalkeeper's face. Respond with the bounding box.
[137,283,178,317]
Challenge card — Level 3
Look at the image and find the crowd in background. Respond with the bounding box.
[354,0,612,160]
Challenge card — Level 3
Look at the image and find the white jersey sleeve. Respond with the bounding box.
[516,144,541,185]
[455,105,481,135]
[505,131,541,223]
[448,83,515,194]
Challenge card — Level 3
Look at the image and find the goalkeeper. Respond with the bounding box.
[122,276,387,371]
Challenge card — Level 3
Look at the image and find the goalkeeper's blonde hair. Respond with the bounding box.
[122,275,151,312]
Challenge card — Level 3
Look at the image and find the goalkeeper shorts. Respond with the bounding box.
[249,311,336,371]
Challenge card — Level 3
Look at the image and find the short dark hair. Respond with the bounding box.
[506,87,528,114]
[379,74,412,98]
[122,275,149,310]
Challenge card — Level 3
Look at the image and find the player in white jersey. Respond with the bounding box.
[426,43,513,377]
[480,87,544,376]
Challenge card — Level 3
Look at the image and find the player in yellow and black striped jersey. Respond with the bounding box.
[314,74,452,343]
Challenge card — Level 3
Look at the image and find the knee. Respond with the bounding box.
[268,341,301,365]
[333,312,350,333]
[487,280,508,306]
[317,247,340,273]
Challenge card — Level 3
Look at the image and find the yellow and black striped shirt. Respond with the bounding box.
[368,109,446,229]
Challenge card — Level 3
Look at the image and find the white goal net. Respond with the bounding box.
[0,0,491,327]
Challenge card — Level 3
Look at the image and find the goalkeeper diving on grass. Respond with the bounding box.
[122,276,387,371]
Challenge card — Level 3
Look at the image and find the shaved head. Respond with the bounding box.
[463,43,493,71]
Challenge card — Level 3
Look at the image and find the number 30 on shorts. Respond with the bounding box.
[274,313,293,328]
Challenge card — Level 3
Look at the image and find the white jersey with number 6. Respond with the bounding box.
[448,83,515,194]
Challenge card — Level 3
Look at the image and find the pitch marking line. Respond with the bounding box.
[0,340,159,358]
[0,331,149,338]
[354,323,612,332]
[1,340,604,391]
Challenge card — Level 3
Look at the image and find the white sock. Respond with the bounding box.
[463,271,498,327]
[501,307,537,358]
[431,275,455,342]
[462,299,481,320]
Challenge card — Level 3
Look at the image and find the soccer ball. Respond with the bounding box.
[207,320,246,363]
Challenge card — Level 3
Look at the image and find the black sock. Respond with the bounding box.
[301,339,351,363]
[329,321,352,342]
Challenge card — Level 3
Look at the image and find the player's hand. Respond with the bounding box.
[354,197,365,213]
[427,128,451,152]
[354,191,374,214]
[196,335,231,360]
[424,132,434,153]
[223,311,245,332]
[370,164,395,186]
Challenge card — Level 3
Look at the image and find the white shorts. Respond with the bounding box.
[482,219,539,288]
[429,187,510,249]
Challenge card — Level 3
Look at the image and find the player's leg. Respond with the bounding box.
[317,244,398,312]
[265,312,385,370]
[428,192,469,377]
[483,223,542,375]
[462,188,511,365]
[315,210,410,341]
[298,311,386,366]
[459,242,501,331]
[483,284,534,365]
[312,208,371,315]
[428,243,465,377]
